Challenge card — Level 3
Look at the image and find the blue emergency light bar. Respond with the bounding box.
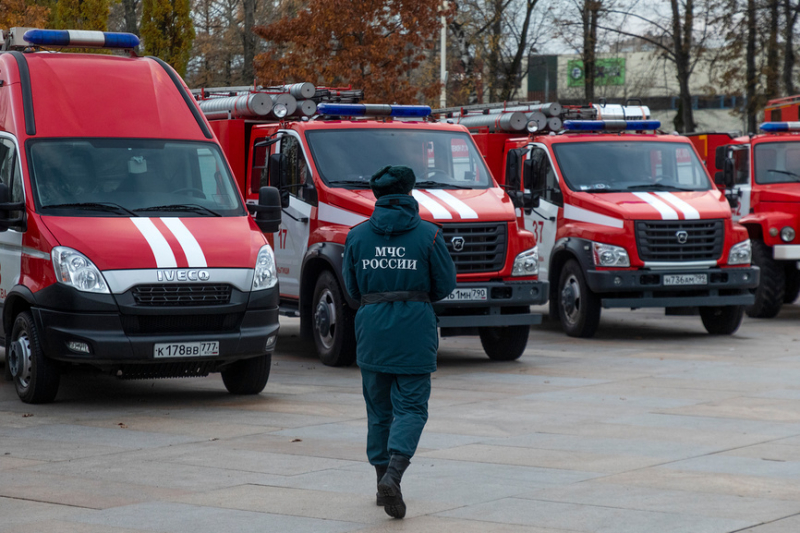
[23,29,140,49]
[563,119,661,131]
[759,122,800,132]
[317,103,431,118]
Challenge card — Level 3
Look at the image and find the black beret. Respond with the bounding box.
[370,165,416,198]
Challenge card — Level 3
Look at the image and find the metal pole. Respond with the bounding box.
[440,1,447,108]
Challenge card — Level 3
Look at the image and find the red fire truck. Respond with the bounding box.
[440,102,759,337]
[194,84,547,366]
[687,96,800,318]
[0,28,282,403]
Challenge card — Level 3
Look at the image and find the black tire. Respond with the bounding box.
[221,353,272,394]
[557,259,601,338]
[9,311,60,404]
[700,305,744,335]
[312,270,357,367]
[746,240,785,318]
[784,264,800,304]
[479,325,530,361]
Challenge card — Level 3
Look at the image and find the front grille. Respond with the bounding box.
[121,313,242,335]
[636,220,724,262]
[132,284,232,306]
[441,223,507,273]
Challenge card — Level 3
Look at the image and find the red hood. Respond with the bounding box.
[326,187,515,224]
[41,216,265,270]
[574,190,731,221]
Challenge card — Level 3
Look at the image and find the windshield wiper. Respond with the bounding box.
[766,169,800,181]
[414,180,472,189]
[43,202,139,216]
[625,183,697,192]
[331,180,370,188]
[134,204,221,216]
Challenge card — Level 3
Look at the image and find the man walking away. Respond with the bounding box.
[343,165,456,519]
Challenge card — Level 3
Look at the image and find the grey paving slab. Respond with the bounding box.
[741,514,800,532]
[437,497,753,533]
[3,424,199,449]
[662,454,800,480]
[4,520,148,533]
[70,501,360,533]
[0,496,85,531]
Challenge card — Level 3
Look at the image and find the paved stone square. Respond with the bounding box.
[2,306,800,532]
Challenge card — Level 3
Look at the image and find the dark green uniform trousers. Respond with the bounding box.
[361,369,431,465]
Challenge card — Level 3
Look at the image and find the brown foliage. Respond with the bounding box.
[253,0,452,103]
[0,0,49,31]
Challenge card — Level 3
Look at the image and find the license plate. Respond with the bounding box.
[663,274,708,286]
[153,341,219,358]
[444,287,488,301]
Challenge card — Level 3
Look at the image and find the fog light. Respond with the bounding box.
[614,276,622,286]
[770,227,779,237]
[265,335,277,350]
[67,340,90,354]
[743,273,750,281]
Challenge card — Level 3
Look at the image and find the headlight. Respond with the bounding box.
[728,239,751,265]
[592,242,630,267]
[781,226,795,242]
[512,246,539,276]
[51,247,109,293]
[252,244,278,291]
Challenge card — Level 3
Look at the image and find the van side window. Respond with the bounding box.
[732,149,750,185]
[0,139,23,218]
[282,136,313,203]
[530,147,561,206]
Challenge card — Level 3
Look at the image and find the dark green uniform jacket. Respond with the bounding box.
[343,194,457,374]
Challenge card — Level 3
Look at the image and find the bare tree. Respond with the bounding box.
[783,0,800,94]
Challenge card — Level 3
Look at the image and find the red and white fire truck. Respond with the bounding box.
[687,96,800,318]
[440,101,759,337]
[0,28,282,403]
[194,84,547,366]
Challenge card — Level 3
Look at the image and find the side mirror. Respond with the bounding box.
[254,186,282,233]
[714,171,726,188]
[521,160,540,209]
[268,153,289,208]
[722,158,735,188]
[715,145,728,170]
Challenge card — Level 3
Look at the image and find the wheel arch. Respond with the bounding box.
[548,237,594,313]
[299,243,358,339]
[2,286,35,345]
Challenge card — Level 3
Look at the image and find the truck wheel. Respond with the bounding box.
[557,259,601,338]
[700,305,744,335]
[479,325,530,361]
[746,240,785,318]
[312,270,357,367]
[221,353,271,394]
[784,264,800,304]
[9,311,60,404]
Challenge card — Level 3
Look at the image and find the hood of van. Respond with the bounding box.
[41,216,265,271]
[324,187,515,226]
[572,190,731,222]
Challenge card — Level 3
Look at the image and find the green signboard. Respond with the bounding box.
[567,58,626,87]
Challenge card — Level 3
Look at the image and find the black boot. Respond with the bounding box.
[375,464,388,506]
[377,454,410,518]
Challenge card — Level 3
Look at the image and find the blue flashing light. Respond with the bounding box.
[24,29,140,49]
[759,122,800,132]
[317,103,431,118]
[563,119,661,132]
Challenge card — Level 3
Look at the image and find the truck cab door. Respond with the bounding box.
[272,131,316,298]
[524,144,560,282]
[0,135,24,306]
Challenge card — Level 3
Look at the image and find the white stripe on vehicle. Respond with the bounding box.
[318,202,367,227]
[563,204,623,229]
[428,190,479,219]
[161,218,207,267]
[412,190,452,219]
[632,192,678,220]
[131,218,177,268]
[654,191,700,220]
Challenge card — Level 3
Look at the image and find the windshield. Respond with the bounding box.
[306,129,492,189]
[754,142,800,184]
[28,139,245,217]
[551,141,711,192]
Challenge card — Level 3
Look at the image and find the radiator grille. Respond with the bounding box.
[636,220,724,262]
[441,223,507,273]
[132,284,232,306]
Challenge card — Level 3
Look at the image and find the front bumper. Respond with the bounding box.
[774,245,800,260]
[585,266,760,308]
[432,280,548,328]
[31,283,280,369]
